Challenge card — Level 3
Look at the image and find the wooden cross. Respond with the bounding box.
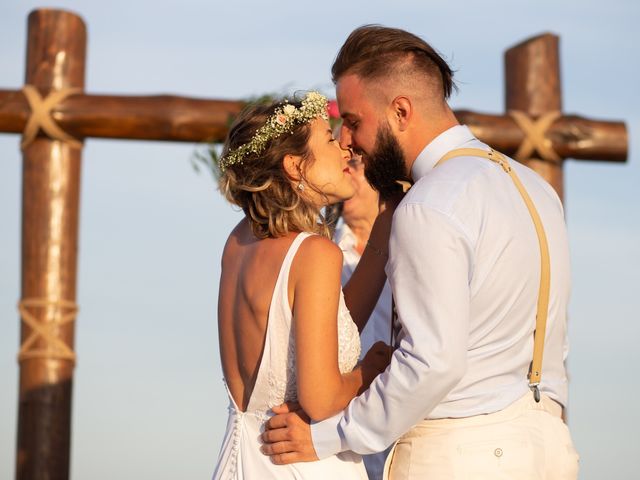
[456,33,627,200]
[0,9,628,480]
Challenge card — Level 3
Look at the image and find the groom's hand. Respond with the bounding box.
[261,402,319,464]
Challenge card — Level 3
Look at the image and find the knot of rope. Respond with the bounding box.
[21,85,83,150]
[17,297,78,365]
[508,110,562,164]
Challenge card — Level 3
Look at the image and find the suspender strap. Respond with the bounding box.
[435,148,550,402]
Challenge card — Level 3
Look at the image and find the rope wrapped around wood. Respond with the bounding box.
[508,110,562,164]
[20,85,83,149]
[17,298,78,365]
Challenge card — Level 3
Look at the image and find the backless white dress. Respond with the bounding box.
[212,232,367,479]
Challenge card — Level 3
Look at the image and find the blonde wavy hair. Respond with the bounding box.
[218,100,331,239]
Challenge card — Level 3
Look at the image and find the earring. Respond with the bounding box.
[297,182,305,192]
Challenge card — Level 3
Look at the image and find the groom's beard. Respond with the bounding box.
[363,123,410,200]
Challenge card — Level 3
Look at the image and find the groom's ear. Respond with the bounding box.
[390,96,412,132]
[282,154,303,181]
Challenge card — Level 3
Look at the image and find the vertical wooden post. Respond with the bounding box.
[16,9,86,480]
[505,33,564,200]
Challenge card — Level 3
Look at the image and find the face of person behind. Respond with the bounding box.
[341,155,378,223]
[301,117,355,206]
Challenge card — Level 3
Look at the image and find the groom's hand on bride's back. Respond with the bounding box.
[261,402,319,464]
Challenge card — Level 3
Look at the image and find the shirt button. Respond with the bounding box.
[494,448,503,457]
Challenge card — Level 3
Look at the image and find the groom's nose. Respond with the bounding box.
[339,124,353,150]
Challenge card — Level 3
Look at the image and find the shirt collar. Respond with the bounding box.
[411,125,476,181]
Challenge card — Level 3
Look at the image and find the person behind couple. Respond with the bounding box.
[262,26,579,479]
[333,151,393,480]
[212,92,393,479]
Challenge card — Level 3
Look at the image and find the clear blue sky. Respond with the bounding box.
[1,1,638,478]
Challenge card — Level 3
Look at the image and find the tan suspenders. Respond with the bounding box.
[390,148,550,402]
[436,148,550,401]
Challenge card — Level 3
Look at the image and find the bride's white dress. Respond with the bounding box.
[212,232,367,479]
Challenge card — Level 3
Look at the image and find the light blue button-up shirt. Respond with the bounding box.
[311,125,571,457]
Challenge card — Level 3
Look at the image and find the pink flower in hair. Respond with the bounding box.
[327,100,340,119]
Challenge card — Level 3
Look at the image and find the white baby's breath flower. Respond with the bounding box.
[218,91,328,172]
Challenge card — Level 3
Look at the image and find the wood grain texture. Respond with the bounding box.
[16,9,85,480]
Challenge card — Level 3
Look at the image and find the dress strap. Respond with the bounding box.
[273,232,314,313]
[281,232,314,275]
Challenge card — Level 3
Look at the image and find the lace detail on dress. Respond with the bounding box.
[284,327,298,400]
[266,324,298,408]
[337,291,361,374]
[266,290,361,409]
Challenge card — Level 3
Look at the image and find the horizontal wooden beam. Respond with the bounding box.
[456,110,627,163]
[0,89,628,162]
[0,89,244,143]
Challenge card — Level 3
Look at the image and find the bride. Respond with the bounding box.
[212,92,394,479]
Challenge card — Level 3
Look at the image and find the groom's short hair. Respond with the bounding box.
[332,25,456,100]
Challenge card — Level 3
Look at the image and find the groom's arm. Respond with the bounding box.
[264,203,472,461]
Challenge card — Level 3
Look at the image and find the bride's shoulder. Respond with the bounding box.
[297,234,342,260]
[291,234,343,277]
[290,234,343,301]
[221,219,251,258]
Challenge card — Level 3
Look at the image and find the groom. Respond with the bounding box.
[262,25,578,479]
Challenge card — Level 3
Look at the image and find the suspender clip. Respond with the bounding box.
[529,383,541,403]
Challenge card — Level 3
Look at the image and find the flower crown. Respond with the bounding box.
[218,91,329,172]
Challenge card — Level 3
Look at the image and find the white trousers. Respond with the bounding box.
[384,393,579,480]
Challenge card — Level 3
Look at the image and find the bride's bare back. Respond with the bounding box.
[218,218,299,411]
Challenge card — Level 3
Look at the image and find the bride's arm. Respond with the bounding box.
[291,236,388,422]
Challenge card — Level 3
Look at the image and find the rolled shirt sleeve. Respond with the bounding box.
[311,202,473,457]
